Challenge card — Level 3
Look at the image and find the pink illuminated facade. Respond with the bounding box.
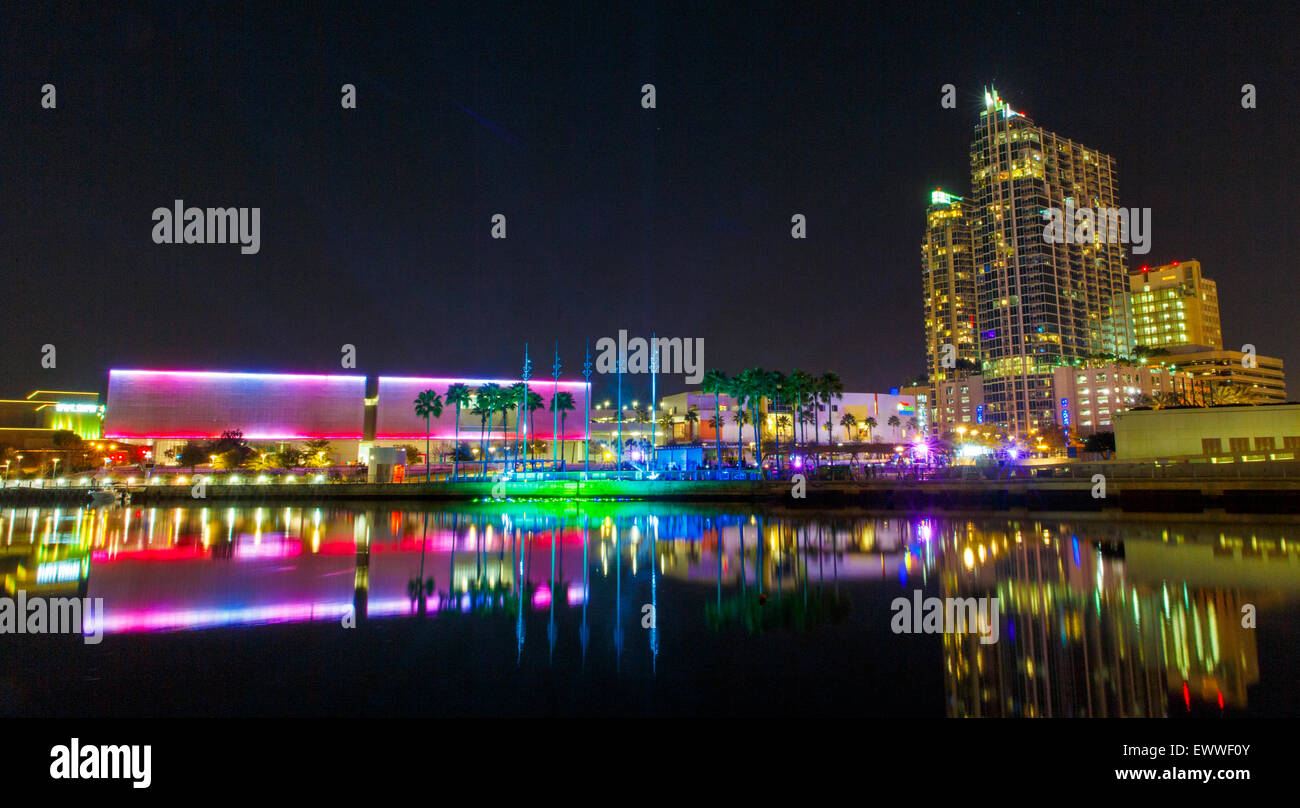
[103,368,592,463]
[104,370,367,440]
[376,376,590,440]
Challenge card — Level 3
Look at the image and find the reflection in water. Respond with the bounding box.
[1,502,1295,717]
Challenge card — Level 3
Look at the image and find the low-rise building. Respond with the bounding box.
[1114,403,1300,460]
[1167,346,1287,404]
[1052,362,1209,435]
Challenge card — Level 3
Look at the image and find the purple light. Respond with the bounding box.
[1008,448,1020,459]
[792,456,803,469]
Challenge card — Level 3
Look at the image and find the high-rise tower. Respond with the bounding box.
[970,88,1132,434]
[921,189,978,387]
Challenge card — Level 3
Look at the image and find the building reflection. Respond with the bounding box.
[936,520,1268,716]
[0,503,1290,715]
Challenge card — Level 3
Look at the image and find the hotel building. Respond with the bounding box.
[1128,260,1221,350]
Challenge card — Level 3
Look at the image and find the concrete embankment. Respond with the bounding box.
[5,476,1300,514]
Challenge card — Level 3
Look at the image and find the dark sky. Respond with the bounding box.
[3,1,1296,404]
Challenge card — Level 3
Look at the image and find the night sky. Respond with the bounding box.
[4,2,1296,404]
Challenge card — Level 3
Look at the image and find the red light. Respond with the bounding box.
[1217,690,1224,711]
[1140,265,1149,272]
[1183,681,1190,711]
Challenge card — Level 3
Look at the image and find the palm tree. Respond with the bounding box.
[475,383,502,478]
[776,414,792,442]
[508,382,527,464]
[817,372,844,444]
[768,371,787,473]
[413,389,443,482]
[498,392,517,468]
[700,370,730,472]
[887,414,901,439]
[840,412,857,442]
[549,391,576,467]
[789,369,814,449]
[863,416,878,443]
[444,383,472,480]
[730,408,750,469]
[738,367,769,475]
[906,417,919,437]
[683,406,699,442]
[657,412,675,444]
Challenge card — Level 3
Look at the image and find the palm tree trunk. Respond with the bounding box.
[452,406,461,481]
[425,419,431,483]
[713,391,722,475]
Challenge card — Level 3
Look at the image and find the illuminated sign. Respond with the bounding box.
[1060,397,1071,427]
[55,403,100,413]
[975,404,985,424]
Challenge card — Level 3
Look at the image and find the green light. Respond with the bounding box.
[931,190,962,206]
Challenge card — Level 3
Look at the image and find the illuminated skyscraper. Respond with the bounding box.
[970,88,1132,434]
[921,189,978,387]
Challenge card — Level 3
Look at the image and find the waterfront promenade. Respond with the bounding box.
[5,460,1300,515]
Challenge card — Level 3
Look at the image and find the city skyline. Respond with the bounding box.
[3,3,1296,401]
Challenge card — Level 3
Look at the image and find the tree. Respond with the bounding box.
[887,414,902,437]
[701,370,730,471]
[303,438,333,467]
[683,406,699,442]
[474,383,502,478]
[657,412,675,443]
[1084,431,1116,458]
[549,391,576,467]
[211,429,254,466]
[788,369,814,448]
[863,416,878,442]
[444,383,472,480]
[276,445,302,468]
[817,372,844,444]
[247,450,279,471]
[497,392,517,467]
[730,408,750,468]
[508,382,527,464]
[840,412,858,441]
[178,441,208,473]
[413,389,443,483]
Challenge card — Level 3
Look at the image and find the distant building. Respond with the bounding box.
[1114,403,1300,460]
[921,189,978,386]
[0,390,103,447]
[1166,347,1287,404]
[1052,362,1209,434]
[1128,260,1221,350]
[928,375,984,434]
